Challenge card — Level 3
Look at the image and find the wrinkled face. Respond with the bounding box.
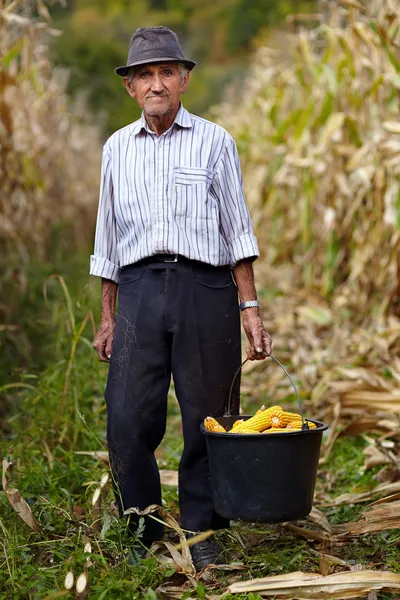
[123,62,189,117]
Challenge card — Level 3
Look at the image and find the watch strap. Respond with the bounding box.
[239,300,260,311]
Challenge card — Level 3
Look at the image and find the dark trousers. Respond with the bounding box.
[105,259,241,542]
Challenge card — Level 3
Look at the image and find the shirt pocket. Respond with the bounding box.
[174,166,214,219]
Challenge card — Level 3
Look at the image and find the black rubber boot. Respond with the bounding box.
[189,538,224,571]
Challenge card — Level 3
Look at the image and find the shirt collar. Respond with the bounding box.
[130,104,192,136]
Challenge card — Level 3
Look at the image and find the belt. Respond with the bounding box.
[134,254,192,266]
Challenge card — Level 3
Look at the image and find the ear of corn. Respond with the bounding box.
[231,419,245,431]
[286,420,317,430]
[263,427,299,433]
[271,410,303,428]
[204,417,226,433]
[232,406,283,433]
[205,406,318,434]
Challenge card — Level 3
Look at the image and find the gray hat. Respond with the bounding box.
[115,26,196,77]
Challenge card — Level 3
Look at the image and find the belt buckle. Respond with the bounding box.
[164,254,178,263]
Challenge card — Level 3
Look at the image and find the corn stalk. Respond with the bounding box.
[0,0,100,296]
[214,0,400,315]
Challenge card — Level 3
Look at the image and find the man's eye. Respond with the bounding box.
[140,72,150,78]
[163,70,173,76]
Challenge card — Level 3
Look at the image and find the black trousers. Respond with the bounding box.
[105,259,241,542]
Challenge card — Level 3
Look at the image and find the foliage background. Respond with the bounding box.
[2,1,400,598]
[50,0,315,134]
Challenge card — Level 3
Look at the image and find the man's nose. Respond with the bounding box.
[151,75,164,91]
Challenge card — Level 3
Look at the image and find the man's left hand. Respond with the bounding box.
[241,307,272,360]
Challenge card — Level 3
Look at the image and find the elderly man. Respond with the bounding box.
[91,26,272,570]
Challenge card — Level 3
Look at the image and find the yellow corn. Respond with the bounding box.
[231,406,265,431]
[232,429,261,434]
[270,410,302,428]
[263,427,298,433]
[232,405,283,433]
[286,420,316,430]
[231,419,245,431]
[204,417,226,433]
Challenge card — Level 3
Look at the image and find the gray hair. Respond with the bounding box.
[125,62,189,86]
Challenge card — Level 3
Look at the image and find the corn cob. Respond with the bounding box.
[286,420,316,429]
[270,410,302,428]
[231,405,265,431]
[232,405,283,433]
[230,419,244,431]
[263,427,299,433]
[204,417,226,433]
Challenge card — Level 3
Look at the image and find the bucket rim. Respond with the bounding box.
[201,417,328,438]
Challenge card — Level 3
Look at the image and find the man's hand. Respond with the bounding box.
[92,317,115,362]
[93,278,118,362]
[241,307,272,361]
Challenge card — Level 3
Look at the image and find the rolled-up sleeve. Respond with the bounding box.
[211,137,259,266]
[90,143,120,283]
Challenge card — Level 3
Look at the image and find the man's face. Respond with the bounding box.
[123,62,189,117]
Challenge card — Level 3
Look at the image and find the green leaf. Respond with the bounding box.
[196,584,206,599]
[0,38,24,70]
[164,568,176,577]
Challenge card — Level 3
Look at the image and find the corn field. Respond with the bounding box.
[0,0,101,296]
[213,0,400,422]
[215,0,400,313]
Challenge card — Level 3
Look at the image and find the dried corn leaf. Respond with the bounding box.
[174,530,214,551]
[2,460,42,534]
[160,470,179,486]
[74,451,109,462]
[282,523,328,543]
[363,443,396,469]
[124,504,196,579]
[369,492,400,505]
[324,480,400,506]
[339,417,398,437]
[307,506,332,533]
[346,500,400,534]
[225,569,400,597]
[156,584,192,599]
[383,121,400,134]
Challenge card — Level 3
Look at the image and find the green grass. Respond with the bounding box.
[1,272,400,599]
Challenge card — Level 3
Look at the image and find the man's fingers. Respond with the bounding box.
[93,338,108,362]
[98,345,108,362]
[263,332,273,355]
[252,332,263,357]
[247,346,258,361]
[105,337,113,360]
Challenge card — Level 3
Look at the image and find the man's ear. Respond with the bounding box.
[180,72,190,94]
[123,77,136,99]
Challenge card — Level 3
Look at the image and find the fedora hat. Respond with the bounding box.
[115,26,196,77]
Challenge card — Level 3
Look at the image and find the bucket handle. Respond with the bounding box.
[226,352,308,429]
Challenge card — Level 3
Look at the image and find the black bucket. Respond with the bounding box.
[201,354,328,523]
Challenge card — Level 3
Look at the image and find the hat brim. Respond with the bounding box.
[115,57,196,77]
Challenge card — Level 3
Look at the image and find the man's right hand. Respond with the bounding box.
[92,318,115,362]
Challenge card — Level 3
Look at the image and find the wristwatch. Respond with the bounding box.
[239,300,260,311]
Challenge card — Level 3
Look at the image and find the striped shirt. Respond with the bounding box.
[90,104,259,283]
